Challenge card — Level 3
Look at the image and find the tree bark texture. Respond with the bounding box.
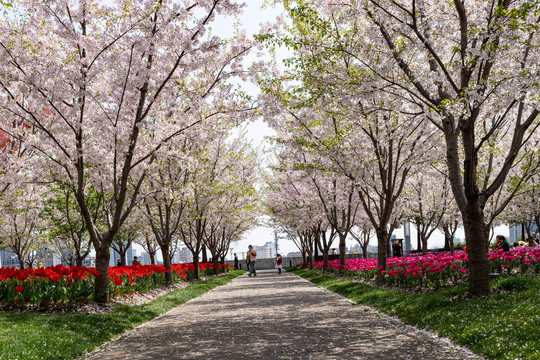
[94,246,111,302]
[463,206,491,296]
[160,245,173,285]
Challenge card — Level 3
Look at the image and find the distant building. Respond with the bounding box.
[509,223,538,242]
[82,256,95,267]
[0,250,20,268]
[177,247,194,263]
[509,226,519,242]
[367,245,378,253]
[41,252,62,267]
[253,242,274,259]
[170,247,194,264]
[141,252,151,265]
[349,243,360,253]
[109,242,133,266]
[286,251,302,257]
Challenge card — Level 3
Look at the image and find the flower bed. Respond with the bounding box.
[0,262,233,307]
[310,247,540,289]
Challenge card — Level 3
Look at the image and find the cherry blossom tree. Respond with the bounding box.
[111,213,142,266]
[41,184,95,267]
[410,168,452,255]
[303,163,360,266]
[142,142,192,284]
[135,223,159,265]
[258,6,437,270]
[177,132,258,278]
[350,211,375,259]
[0,184,47,269]
[265,153,325,268]
[0,0,252,300]
[204,144,259,273]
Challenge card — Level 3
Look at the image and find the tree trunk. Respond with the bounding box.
[421,237,428,255]
[323,251,329,268]
[120,253,127,267]
[202,245,208,263]
[463,207,490,296]
[525,219,535,246]
[76,254,83,267]
[376,228,389,269]
[361,244,368,258]
[16,254,25,270]
[193,252,200,279]
[160,245,173,285]
[417,230,422,252]
[443,235,451,251]
[150,252,156,265]
[443,233,452,252]
[94,245,111,302]
[213,256,219,275]
[338,233,346,266]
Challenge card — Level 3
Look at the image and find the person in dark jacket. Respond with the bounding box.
[497,235,510,252]
[392,239,403,257]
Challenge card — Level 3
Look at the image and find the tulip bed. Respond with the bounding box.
[310,247,540,289]
[0,262,233,307]
[0,271,245,360]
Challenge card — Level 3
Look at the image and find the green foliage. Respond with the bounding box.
[290,268,540,360]
[492,276,536,292]
[0,271,245,360]
[0,0,13,9]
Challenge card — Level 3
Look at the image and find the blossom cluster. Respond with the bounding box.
[311,247,540,289]
[0,262,233,307]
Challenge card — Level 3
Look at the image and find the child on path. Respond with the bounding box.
[276,254,283,274]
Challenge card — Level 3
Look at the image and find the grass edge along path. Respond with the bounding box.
[289,267,540,360]
[0,270,246,360]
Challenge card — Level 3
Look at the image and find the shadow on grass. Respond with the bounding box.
[289,267,540,360]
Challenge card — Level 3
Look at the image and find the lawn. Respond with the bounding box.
[289,267,540,360]
[0,270,245,360]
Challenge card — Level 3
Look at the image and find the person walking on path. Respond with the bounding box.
[234,253,239,270]
[246,245,257,277]
[275,254,283,274]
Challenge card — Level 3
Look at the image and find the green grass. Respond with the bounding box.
[0,270,245,360]
[289,267,540,360]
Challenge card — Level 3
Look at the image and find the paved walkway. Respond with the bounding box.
[85,270,481,360]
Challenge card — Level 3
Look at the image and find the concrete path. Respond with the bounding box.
[85,270,481,360]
